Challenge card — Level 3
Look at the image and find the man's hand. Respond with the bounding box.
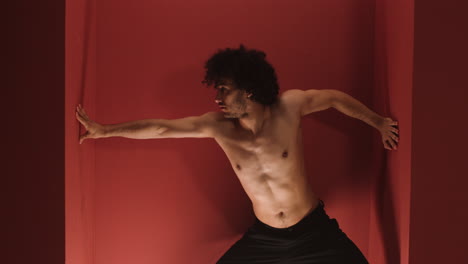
[75,104,106,144]
[378,117,399,150]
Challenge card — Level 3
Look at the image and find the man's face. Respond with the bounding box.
[214,79,250,119]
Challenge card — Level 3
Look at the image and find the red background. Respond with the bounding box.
[7,0,467,264]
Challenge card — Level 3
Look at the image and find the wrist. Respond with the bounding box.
[370,114,385,131]
[98,124,110,138]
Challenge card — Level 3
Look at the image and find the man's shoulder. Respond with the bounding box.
[198,111,231,128]
[280,89,306,102]
[279,89,307,116]
[200,111,226,121]
[197,111,233,138]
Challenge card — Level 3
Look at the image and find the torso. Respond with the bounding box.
[211,94,320,228]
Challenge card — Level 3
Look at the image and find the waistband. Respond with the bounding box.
[252,199,328,235]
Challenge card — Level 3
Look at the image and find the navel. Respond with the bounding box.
[236,164,241,170]
[282,150,288,158]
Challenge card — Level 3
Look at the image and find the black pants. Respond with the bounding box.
[216,199,369,264]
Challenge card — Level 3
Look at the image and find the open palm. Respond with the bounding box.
[379,117,399,150]
[75,104,106,144]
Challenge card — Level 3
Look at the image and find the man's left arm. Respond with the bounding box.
[329,89,400,150]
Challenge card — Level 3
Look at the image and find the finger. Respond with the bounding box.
[389,139,397,149]
[384,140,392,150]
[385,140,396,150]
[390,133,399,142]
[77,106,89,120]
[80,107,90,119]
[391,127,399,133]
[76,108,88,121]
[391,131,399,139]
[80,132,88,144]
[76,104,87,116]
[75,112,89,129]
[75,111,85,123]
[75,111,83,123]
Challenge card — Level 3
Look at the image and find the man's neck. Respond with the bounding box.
[238,104,271,136]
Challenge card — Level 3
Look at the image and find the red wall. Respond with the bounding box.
[370,0,414,263]
[63,1,468,264]
[66,0,96,263]
[90,0,375,263]
[409,0,468,263]
[12,0,466,263]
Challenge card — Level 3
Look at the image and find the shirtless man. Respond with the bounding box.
[75,44,399,263]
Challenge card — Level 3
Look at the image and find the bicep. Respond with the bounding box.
[283,89,335,116]
[157,112,218,138]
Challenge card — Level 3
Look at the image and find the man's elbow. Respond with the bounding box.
[328,89,346,108]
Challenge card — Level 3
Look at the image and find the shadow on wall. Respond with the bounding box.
[373,5,401,264]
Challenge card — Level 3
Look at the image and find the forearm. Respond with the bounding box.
[331,90,383,130]
[102,119,165,139]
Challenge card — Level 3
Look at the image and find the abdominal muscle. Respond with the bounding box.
[244,173,320,228]
[213,95,321,228]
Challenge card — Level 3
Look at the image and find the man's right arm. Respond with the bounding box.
[102,112,217,139]
[75,104,219,144]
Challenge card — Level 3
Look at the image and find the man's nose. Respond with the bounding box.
[214,94,222,104]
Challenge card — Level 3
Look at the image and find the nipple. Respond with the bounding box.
[282,151,288,158]
[236,164,241,170]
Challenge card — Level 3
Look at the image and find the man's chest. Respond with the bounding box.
[215,115,303,173]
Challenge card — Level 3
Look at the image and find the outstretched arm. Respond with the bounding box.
[330,90,385,129]
[282,89,399,150]
[75,104,217,144]
[329,90,399,150]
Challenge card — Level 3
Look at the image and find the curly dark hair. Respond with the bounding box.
[201,44,280,106]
